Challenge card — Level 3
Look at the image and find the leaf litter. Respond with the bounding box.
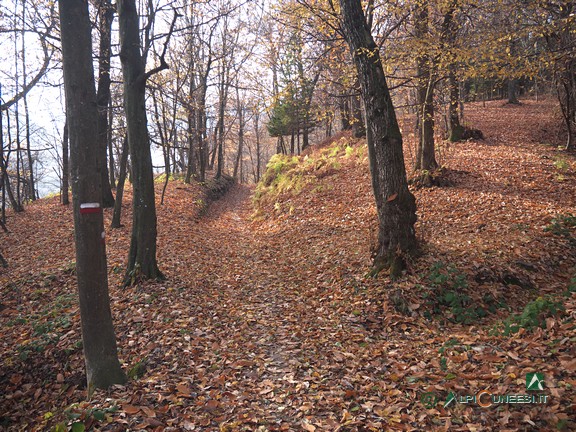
[0,99,575,431]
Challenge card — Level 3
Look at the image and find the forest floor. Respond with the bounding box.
[1,99,575,431]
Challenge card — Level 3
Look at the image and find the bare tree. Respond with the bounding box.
[117,0,177,283]
[94,0,116,207]
[58,0,126,391]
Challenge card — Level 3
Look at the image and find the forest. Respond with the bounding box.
[0,0,575,431]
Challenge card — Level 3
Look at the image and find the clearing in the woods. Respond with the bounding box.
[1,100,575,431]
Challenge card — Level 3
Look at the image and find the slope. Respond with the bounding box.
[0,99,574,431]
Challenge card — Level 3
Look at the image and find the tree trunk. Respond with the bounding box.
[21,1,36,201]
[184,71,197,183]
[117,0,163,284]
[414,0,438,172]
[255,112,261,182]
[108,98,116,188]
[1,111,23,213]
[0,219,7,266]
[233,88,244,180]
[96,0,116,208]
[0,102,5,223]
[62,120,70,205]
[111,136,128,228]
[277,136,286,155]
[448,69,464,142]
[340,95,352,130]
[351,90,365,138]
[216,63,229,179]
[340,0,417,276]
[196,74,210,182]
[58,0,126,392]
[556,67,575,151]
[507,78,519,104]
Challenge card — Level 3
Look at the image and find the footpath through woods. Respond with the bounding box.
[0,99,575,431]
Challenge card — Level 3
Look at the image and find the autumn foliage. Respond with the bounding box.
[1,100,575,430]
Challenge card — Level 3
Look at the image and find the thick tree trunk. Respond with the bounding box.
[96,0,116,208]
[58,0,125,392]
[507,78,520,104]
[340,0,417,276]
[117,0,163,284]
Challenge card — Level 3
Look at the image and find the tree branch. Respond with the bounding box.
[140,8,180,84]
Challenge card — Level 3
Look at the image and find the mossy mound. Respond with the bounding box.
[253,135,366,216]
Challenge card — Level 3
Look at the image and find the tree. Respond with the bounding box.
[538,1,575,150]
[94,0,116,208]
[265,17,321,154]
[117,0,173,284]
[58,0,126,391]
[0,219,7,267]
[413,0,438,172]
[182,4,216,183]
[61,120,69,205]
[339,0,418,275]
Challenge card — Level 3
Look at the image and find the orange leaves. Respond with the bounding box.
[1,101,575,430]
[122,404,140,415]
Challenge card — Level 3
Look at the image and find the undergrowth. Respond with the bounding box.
[420,261,496,324]
[545,213,576,245]
[492,272,575,336]
[253,136,365,216]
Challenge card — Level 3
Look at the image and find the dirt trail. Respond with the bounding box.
[1,100,574,430]
[192,185,354,425]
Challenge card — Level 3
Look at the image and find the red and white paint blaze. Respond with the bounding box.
[79,202,102,215]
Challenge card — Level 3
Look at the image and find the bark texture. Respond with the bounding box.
[117,0,163,284]
[58,0,125,391]
[414,0,438,171]
[340,0,417,275]
[95,0,116,207]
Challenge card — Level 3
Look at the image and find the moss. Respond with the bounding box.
[154,173,175,183]
[254,137,363,213]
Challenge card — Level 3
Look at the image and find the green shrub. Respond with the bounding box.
[498,296,565,336]
[422,262,487,324]
[545,213,576,236]
[569,275,576,294]
[545,214,576,245]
